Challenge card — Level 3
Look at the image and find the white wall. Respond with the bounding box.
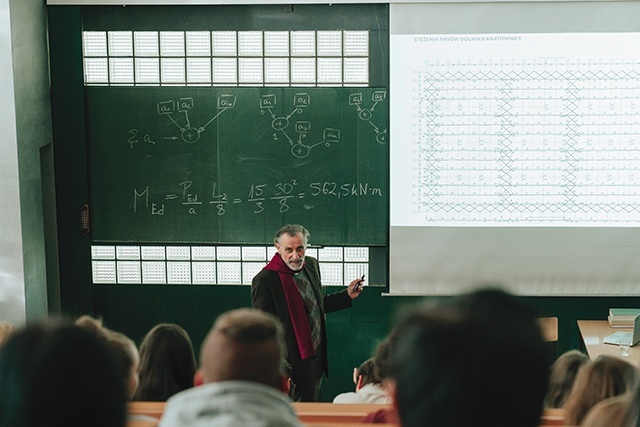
[0,0,26,325]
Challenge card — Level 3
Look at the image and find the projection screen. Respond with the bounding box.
[389,1,640,296]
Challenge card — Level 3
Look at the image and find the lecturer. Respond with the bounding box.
[251,224,364,402]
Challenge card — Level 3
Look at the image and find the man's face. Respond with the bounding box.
[276,232,306,271]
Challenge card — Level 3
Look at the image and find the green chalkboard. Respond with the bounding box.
[86,86,388,245]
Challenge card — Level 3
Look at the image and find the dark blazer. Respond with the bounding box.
[251,256,352,376]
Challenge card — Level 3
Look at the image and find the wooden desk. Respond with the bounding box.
[577,320,640,367]
[293,402,390,423]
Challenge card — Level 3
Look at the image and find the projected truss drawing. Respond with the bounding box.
[389,33,640,226]
[410,64,640,225]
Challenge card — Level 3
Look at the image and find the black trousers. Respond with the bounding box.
[290,350,324,402]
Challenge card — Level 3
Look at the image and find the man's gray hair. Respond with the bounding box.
[274,224,310,246]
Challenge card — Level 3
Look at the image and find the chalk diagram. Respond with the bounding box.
[348,91,388,144]
[260,93,341,158]
[157,95,237,143]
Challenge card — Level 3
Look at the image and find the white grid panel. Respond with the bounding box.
[291,58,316,84]
[345,247,369,262]
[267,246,278,259]
[243,262,266,285]
[108,31,133,56]
[238,31,263,56]
[192,262,216,284]
[92,245,371,286]
[317,57,343,83]
[92,245,116,260]
[117,261,142,284]
[344,263,368,283]
[134,32,159,56]
[141,246,165,260]
[319,262,343,285]
[318,247,343,262]
[265,31,289,56]
[160,31,185,56]
[291,31,316,56]
[242,246,267,261]
[161,58,186,83]
[142,261,167,284]
[344,57,369,84]
[187,57,212,83]
[135,58,160,84]
[84,58,109,84]
[212,57,238,83]
[92,261,117,283]
[212,31,237,56]
[317,31,342,56]
[344,31,369,56]
[186,31,212,56]
[109,58,134,84]
[217,246,241,261]
[217,262,242,285]
[83,30,369,86]
[166,246,191,260]
[238,57,263,83]
[116,246,140,260]
[167,261,192,284]
[265,58,290,83]
[83,31,107,56]
[192,246,216,261]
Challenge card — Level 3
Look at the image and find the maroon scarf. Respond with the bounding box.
[264,253,316,359]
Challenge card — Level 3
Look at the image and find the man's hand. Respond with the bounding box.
[347,276,365,299]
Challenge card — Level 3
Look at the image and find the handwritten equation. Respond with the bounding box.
[133,179,384,216]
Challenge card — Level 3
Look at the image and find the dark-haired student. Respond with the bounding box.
[389,288,552,427]
[134,323,197,401]
[333,357,391,404]
[0,321,127,427]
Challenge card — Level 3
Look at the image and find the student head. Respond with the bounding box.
[564,355,639,426]
[355,358,382,390]
[108,330,140,399]
[390,288,552,427]
[372,327,399,388]
[0,321,17,348]
[134,323,197,401]
[0,321,127,427]
[76,315,140,399]
[200,308,287,390]
[581,393,637,427]
[544,349,591,408]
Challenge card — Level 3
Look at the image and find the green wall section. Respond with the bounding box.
[48,6,94,317]
[11,0,52,321]
[92,284,640,402]
[92,285,400,402]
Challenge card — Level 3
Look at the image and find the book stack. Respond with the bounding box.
[608,308,640,329]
